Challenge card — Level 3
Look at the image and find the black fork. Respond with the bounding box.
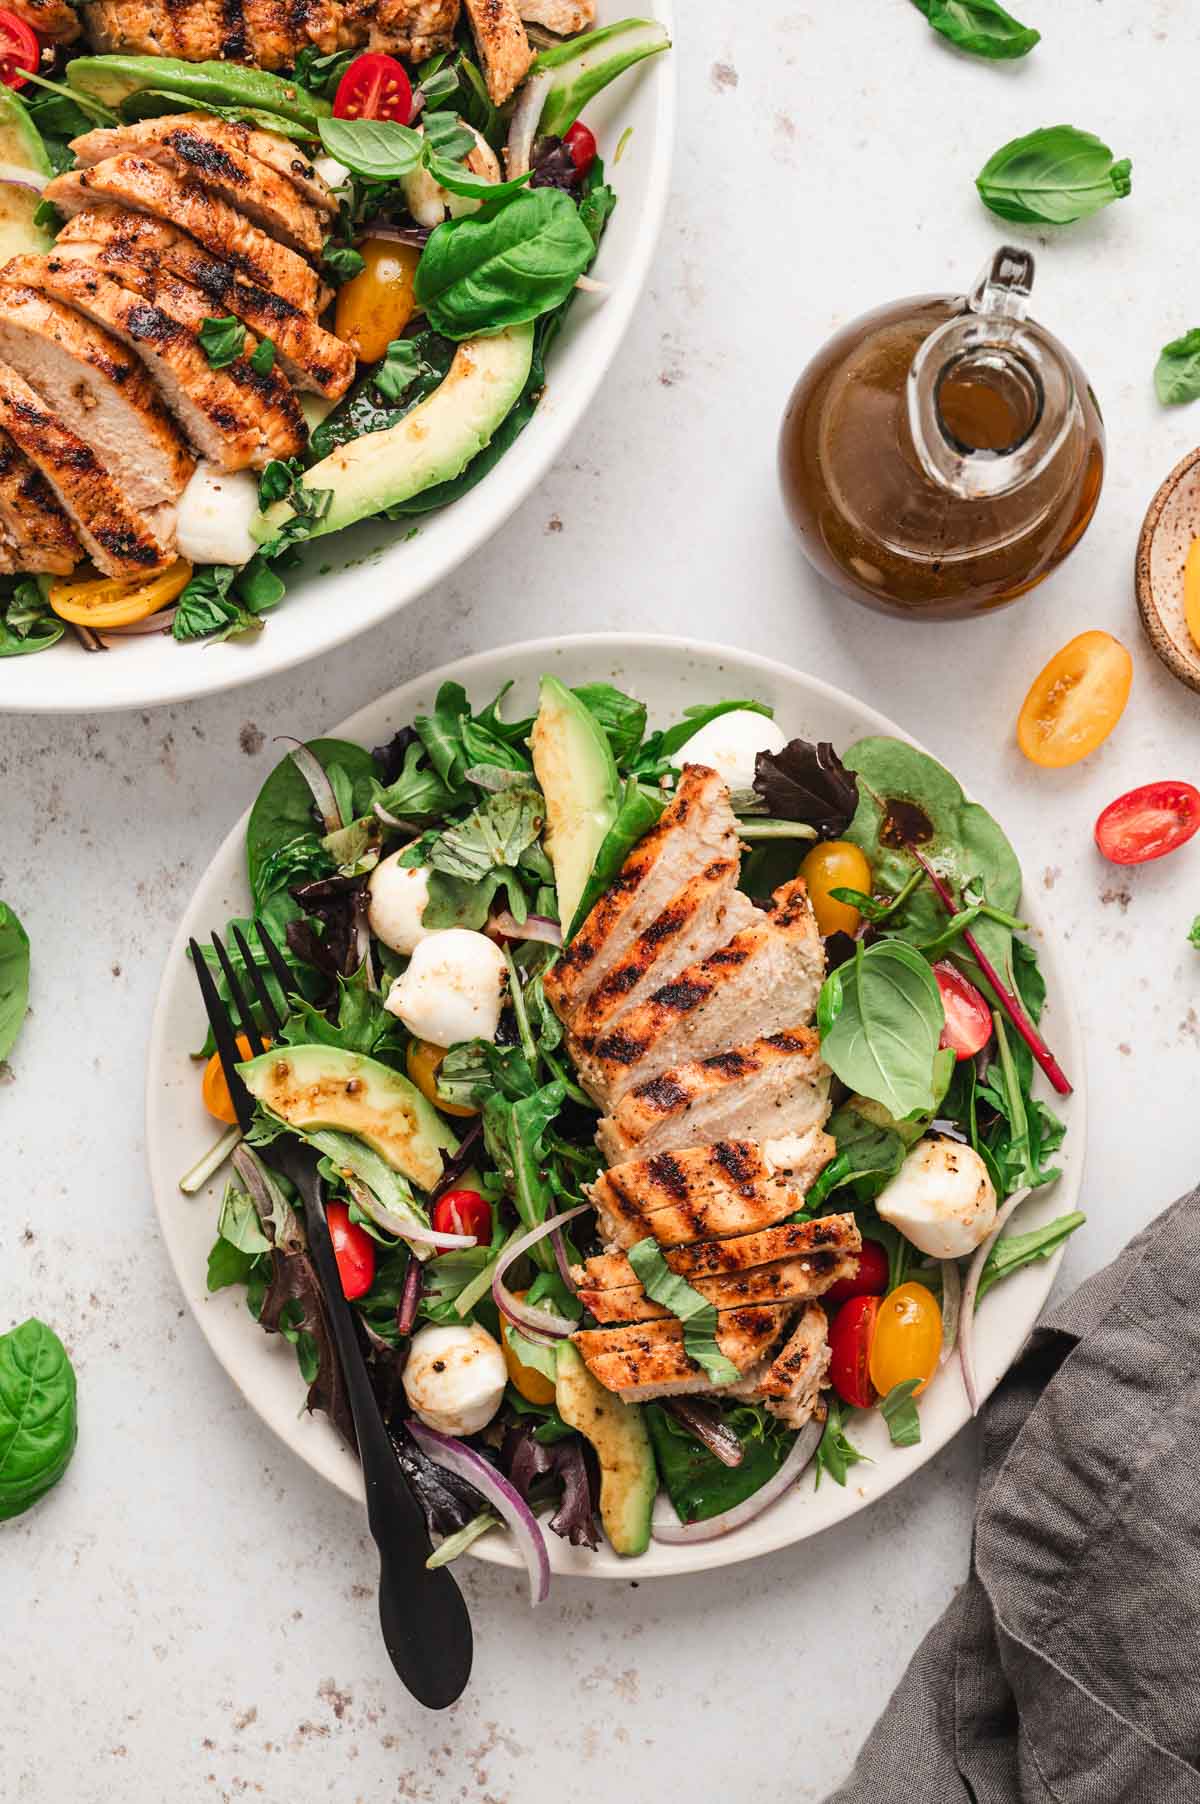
[190,921,473,1709]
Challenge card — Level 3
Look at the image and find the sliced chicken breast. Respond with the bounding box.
[0,363,172,577]
[0,282,194,508]
[82,0,175,54]
[574,1302,795,1402]
[340,0,461,59]
[578,1216,861,1291]
[591,1133,836,1249]
[725,1302,831,1429]
[44,159,328,317]
[596,1026,831,1164]
[70,119,327,259]
[7,0,79,39]
[56,208,354,400]
[572,878,826,1107]
[462,0,532,101]
[0,429,81,574]
[518,0,592,32]
[545,766,743,1024]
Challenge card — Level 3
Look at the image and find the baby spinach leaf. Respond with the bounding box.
[414,187,595,339]
[247,738,377,903]
[198,314,247,368]
[1155,329,1200,405]
[818,940,945,1120]
[207,1236,260,1291]
[0,579,63,657]
[317,116,422,179]
[572,682,648,765]
[976,125,1131,224]
[813,1394,867,1487]
[567,776,664,937]
[0,902,30,1062]
[646,1399,794,1524]
[483,1077,567,1235]
[0,1318,78,1520]
[911,0,1039,59]
[976,1210,1085,1303]
[628,1239,740,1386]
[753,737,859,836]
[880,1379,922,1447]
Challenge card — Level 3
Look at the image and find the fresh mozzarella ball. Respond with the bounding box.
[175,464,261,568]
[368,856,434,956]
[403,1323,507,1436]
[875,1138,997,1260]
[312,154,351,191]
[678,710,789,791]
[384,928,507,1045]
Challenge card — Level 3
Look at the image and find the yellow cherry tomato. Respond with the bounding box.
[799,839,872,938]
[503,1291,558,1404]
[49,559,193,629]
[406,1038,478,1118]
[1185,538,1200,656]
[868,1280,943,1398]
[201,1033,269,1126]
[334,238,421,362]
[1016,629,1133,769]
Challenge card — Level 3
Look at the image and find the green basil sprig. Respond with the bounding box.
[817,939,946,1120]
[628,1238,740,1386]
[912,0,1039,59]
[0,901,29,1062]
[198,314,247,368]
[976,125,1131,224]
[414,188,596,340]
[0,1318,78,1520]
[1155,329,1200,405]
[317,115,422,179]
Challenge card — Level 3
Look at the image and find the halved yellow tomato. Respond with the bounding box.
[202,1033,269,1126]
[1016,630,1133,768]
[335,238,421,363]
[799,840,872,937]
[406,1038,478,1118]
[868,1280,942,1398]
[49,560,192,629]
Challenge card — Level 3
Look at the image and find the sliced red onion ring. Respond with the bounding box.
[373,802,422,833]
[408,1421,551,1605]
[397,1256,422,1336]
[493,1202,590,1340]
[0,162,48,192]
[574,274,611,295]
[98,607,178,642]
[343,1173,476,1251]
[490,910,563,946]
[652,1416,823,1544]
[959,1186,1031,1414]
[938,1258,962,1368]
[278,738,342,832]
[357,221,431,247]
[550,1226,577,1295]
[506,68,553,177]
[662,1397,744,1468]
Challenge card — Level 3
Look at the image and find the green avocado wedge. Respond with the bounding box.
[530,675,620,933]
[555,1341,655,1556]
[0,90,53,259]
[532,18,671,139]
[66,55,329,131]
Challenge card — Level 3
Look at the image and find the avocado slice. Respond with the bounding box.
[530,676,619,933]
[532,19,672,140]
[254,325,534,544]
[0,90,53,260]
[239,1044,459,1193]
[556,1340,655,1556]
[66,56,329,131]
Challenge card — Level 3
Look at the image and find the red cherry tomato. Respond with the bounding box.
[828,1294,879,1409]
[1094,780,1200,866]
[934,961,993,1061]
[332,51,413,124]
[563,120,597,175]
[326,1200,376,1300]
[825,1238,889,1306]
[432,1188,492,1241]
[0,11,39,89]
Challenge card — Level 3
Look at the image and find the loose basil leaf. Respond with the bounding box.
[880,1379,922,1447]
[911,0,1039,59]
[425,146,531,200]
[1155,329,1200,405]
[198,314,246,368]
[627,1238,740,1386]
[976,125,1132,225]
[753,737,859,836]
[413,187,595,339]
[813,1393,868,1487]
[567,776,664,938]
[975,1209,1085,1304]
[818,939,946,1120]
[0,1318,78,1520]
[421,106,476,159]
[317,115,422,179]
[0,902,29,1062]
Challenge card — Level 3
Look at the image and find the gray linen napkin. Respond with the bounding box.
[828,1187,1200,1804]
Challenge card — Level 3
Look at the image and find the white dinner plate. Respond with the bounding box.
[146,634,1086,1579]
[6,13,675,715]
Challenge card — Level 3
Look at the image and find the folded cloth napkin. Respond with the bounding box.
[828,1187,1200,1804]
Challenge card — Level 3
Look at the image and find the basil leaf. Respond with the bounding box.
[421,106,475,159]
[880,1379,922,1447]
[912,0,1039,59]
[321,241,365,284]
[249,336,275,375]
[818,940,946,1119]
[567,776,664,938]
[198,314,246,368]
[424,146,531,201]
[975,1209,1085,1304]
[805,1103,906,1210]
[976,125,1132,224]
[813,1393,868,1487]
[1155,329,1200,405]
[0,901,30,1062]
[414,188,595,339]
[0,1318,78,1519]
[627,1239,741,1386]
[317,116,422,178]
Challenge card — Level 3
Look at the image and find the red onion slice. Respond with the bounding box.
[279,738,342,832]
[397,1257,422,1336]
[0,162,48,192]
[652,1417,822,1544]
[505,69,553,177]
[959,1186,1031,1414]
[493,1202,590,1339]
[574,274,611,295]
[408,1421,551,1605]
[550,1226,577,1295]
[938,1258,962,1368]
[98,607,178,641]
[490,910,563,946]
[343,1174,476,1251]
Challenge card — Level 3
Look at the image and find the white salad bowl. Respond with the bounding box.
[4,10,675,715]
[146,634,1086,1580]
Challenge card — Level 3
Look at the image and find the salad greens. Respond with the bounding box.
[0,902,30,1063]
[0,1318,78,1520]
[817,940,945,1120]
[976,125,1132,225]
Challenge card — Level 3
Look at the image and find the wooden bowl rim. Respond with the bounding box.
[1135,444,1200,697]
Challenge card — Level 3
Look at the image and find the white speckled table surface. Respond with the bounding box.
[3,4,1199,1798]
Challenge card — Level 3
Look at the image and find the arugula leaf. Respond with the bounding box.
[216,1181,271,1255]
[372,738,469,821]
[0,1319,78,1520]
[1155,330,1200,406]
[280,966,400,1058]
[198,314,247,368]
[880,1379,922,1447]
[976,1210,1085,1303]
[414,187,595,340]
[976,125,1132,225]
[805,1103,906,1210]
[317,116,422,179]
[568,776,664,937]
[0,579,63,657]
[483,1077,567,1239]
[818,940,945,1120]
[813,1396,868,1487]
[0,902,30,1062]
[752,737,859,836]
[627,1239,740,1385]
[911,0,1039,58]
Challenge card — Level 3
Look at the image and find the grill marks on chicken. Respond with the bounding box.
[574,1304,796,1403]
[0,430,81,574]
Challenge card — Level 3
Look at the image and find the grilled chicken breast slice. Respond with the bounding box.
[518,0,592,31]
[56,209,354,400]
[83,0,459,61]
[578,1216,860,1289]
[70,119,327,259]
[7,0,79,39]
[592,1131,835,1249]
[725,1302,831,1429]
[573,878,826,1107]
[462,0,532,101]
[44,159,328,317]
[0,281,195,508]
[578,1259,847,1325]
[342,0,460,59]
[0,429,81,574]
[0,363,172,577]
[574,1303,795,1401]
[545,767,744,1024]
